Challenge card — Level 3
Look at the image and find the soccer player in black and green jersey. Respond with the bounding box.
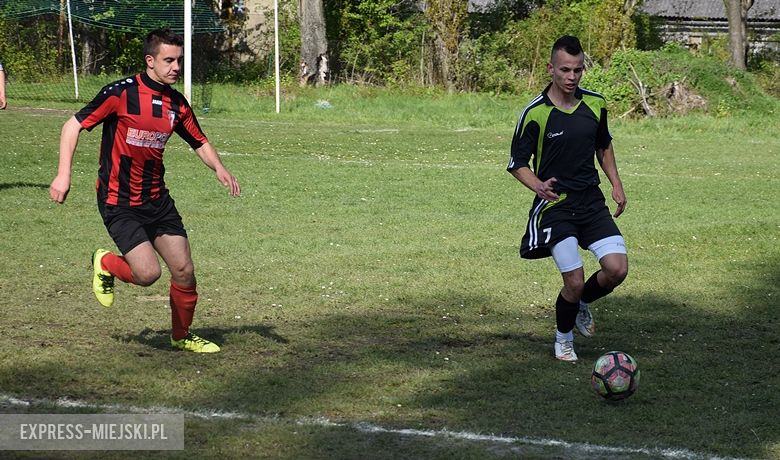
[507,36,628,362]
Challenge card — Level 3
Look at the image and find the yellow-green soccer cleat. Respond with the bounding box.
[171,333,221,353]
[91,249,115,307]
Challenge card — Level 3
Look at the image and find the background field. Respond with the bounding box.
[0,89,778,459]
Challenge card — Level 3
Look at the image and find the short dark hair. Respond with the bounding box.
[551,35,583,61]
[143,28,184,58]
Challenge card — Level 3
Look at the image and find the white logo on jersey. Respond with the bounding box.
[547,130,564,139]
[126,127,170,149]
[168,110,176,129]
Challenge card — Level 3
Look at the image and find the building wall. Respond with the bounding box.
[652,18,780,53]
[244,0,275,57]
[220,0,276,61]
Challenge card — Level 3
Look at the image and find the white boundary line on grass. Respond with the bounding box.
[0,394,746,460]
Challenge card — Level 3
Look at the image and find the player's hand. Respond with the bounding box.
[216,169,241,197]
[534,177,559,201]
[49,175,71,204]
[612,186,627,218]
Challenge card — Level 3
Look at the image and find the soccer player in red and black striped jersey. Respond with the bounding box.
[507,36,628,362]
[49,29,240,353]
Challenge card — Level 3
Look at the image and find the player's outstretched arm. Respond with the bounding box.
[194,142,241,197]
[596,143,626,218]
[49,116,83,204]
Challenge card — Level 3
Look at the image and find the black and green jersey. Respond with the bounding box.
[507,83,612,192]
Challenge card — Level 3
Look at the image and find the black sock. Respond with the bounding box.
[581,271,614,304]
[555,293,579,334]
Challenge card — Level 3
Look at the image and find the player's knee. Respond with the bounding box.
[169,262,195,285]
[562,277,585,299]
[133,266,162,286]
[604,263,628,287]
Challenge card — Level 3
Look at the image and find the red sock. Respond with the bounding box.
[170,281,197,340]
[101,253,135,284]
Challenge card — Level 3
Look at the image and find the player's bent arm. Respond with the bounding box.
[509,166,559,201]
[49,116,83,204]
[193,142,241,197]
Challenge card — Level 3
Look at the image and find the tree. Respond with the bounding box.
[573,0,636,65]
[425,0,468,92]
[723,0,754,69]
[299,0,328,85]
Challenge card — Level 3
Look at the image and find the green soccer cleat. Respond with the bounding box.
[91,249,115,307]
[171,333,221,353]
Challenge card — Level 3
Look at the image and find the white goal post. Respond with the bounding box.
[184,0,192,102]
[66,0,79,99]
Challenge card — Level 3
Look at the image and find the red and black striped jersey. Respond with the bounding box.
[75,72,208,207]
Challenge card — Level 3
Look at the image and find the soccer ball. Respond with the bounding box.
[591,351,640,401]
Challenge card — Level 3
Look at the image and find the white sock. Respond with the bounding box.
[556,330,574,342]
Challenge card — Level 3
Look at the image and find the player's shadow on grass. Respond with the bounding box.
[112,325,289,351]
[0,182,48,192]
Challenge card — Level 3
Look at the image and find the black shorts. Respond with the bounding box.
[519,185,621,259]
[97,193,187,255]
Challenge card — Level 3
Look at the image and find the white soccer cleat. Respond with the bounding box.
[554,340,578,362]
[576,303,595,337]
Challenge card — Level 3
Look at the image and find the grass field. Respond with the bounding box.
[0,88,778,459]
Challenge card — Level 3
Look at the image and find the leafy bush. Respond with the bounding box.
[580,63,636,115]
[583,47,686,116]
[104,33,144,75]
[749,35,780,98]
[0,17,60,82]
[753,60,780,98]
[457,0,638,94]
[580,45,780,118]
[633,11,664,51]
[325,0,427,85]
[457,28,526,94]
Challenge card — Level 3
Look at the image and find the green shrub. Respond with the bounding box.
[753,60,780,97]
[579,45,780,118]
[0,17,60,82]
[749,35,780,97]
[583,47,687,116]
[325,0,427,85]
[457,29,524,94]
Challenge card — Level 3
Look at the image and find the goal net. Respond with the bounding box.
[0,0,227,111]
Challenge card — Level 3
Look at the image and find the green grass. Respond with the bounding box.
[0,89,778,459]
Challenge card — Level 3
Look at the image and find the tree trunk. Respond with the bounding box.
[298,0,328,86]
[58,0,65,70]
[80,31,93,76]
[431,35,451,91]
[724,0,754,69]
[425,0,467,92]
